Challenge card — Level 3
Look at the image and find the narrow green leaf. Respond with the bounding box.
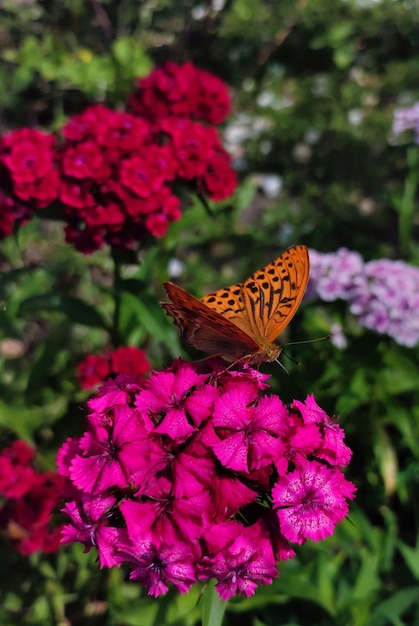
[202,580,227,626]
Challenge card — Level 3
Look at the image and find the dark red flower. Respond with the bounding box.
[77,347,150,389]
[0,128,59,229]
[145,213,169,238]
[110,346,150,378]
[0,442,66,556]
[0,189,32,238]
[62,141,110,180]
[0,440,36,498]
[77,354,111,389]
[62,105,113,142]
[195,69,232,125]
[59,179,95,209]
[165,120,218,180]
[64,222,105,254]
[119,155,166,197]
[96,112,151,152]
[129,62,231,125]
[84,202,126,229]
[55,64,235,254]
[1,471,66,555]
[13,169,60,208]
[198,150,238,201]
[1,129,56,184]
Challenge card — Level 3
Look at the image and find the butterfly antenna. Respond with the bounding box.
[285,335,330,347]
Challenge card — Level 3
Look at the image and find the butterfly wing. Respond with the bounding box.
[241,245,310,342]
[200,277,255,336]
[201,245,309,344]
[162,282,261,360]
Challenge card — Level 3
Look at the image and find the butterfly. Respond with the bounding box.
[161,245,310,365]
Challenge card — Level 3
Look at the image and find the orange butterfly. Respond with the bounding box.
[161,245,310,365]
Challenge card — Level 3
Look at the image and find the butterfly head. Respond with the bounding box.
[248,342,282,365]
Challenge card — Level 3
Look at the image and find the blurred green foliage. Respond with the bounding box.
[1,0,419,624]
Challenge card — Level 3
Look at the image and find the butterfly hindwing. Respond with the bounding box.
[162,282,260,360]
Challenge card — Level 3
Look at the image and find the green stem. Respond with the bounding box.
[202,580,227,626]
[399,145,419,256]
[111,249,122,347]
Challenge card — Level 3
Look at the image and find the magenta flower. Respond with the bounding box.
[69,404,152,494]
[292,394,352,467]
[135,360,218,441]
[272,460,356,543]
[116,534,197,597]
[61,494,121,568]
[58,359,355,599]
[199,521,279,600]
[211,380,287,472]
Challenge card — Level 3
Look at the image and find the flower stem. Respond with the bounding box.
[202,580,227,626]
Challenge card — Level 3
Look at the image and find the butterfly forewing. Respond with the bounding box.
[242,245,310,343]
[200,281,255,337]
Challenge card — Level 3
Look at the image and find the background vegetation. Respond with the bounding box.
[0,0,418,624]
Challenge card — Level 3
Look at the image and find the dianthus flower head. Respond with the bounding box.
[308,248,419,347]
[0,128,59,239]
[58,359,355,599]
[56,87,236,253]
[56,105,182,253]
[129,61,231,125]
[77,346,150,389]
[0,441,65,555]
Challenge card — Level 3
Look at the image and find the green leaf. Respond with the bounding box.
[202,580,227,626]
[18,294,109,329]
[372,587,419,624]
[0,396,67,440]
[398,540,419,580]
[112,37,152,76]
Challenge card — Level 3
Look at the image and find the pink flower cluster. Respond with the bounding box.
[0,62,237,253]
[308,248,419,347]
[0,440,65,555]
[0,129,59,238]
[77,346,150,389]
[57,360,355,600]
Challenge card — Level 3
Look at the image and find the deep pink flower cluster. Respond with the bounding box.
[57,360,355,600]
[129,61,231,125]
[77,346,150,389]
[0,440,65,555]
[0,129,59,238]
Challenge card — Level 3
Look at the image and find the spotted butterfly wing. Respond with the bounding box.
[162,245,309,364]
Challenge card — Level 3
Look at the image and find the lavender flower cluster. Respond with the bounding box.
[308,248,419,348]
[392,103,419,142]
